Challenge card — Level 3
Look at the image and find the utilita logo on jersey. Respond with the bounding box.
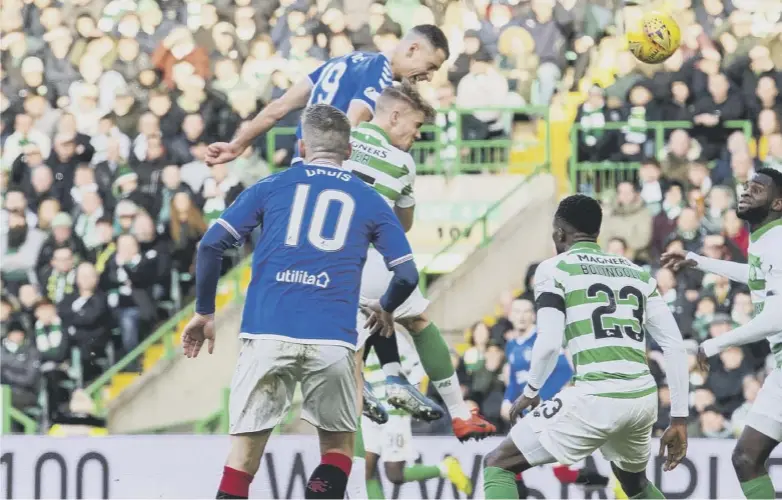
[276,270,330,289]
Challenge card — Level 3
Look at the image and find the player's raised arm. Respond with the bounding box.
[205,77,314,166]
[661,248,749,283]
[508,261,566,421]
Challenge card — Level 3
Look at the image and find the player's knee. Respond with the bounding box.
[731,445,759,481]
[384,464,405,484]
[483,447,505,470]
[405,314,430,335]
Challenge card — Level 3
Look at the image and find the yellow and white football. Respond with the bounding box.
[626,11,681,64]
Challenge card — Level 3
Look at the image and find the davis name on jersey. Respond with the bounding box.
[345,122,417,208]
[217,162,412,348]
[295,52,393,142]
[534,241,659,398]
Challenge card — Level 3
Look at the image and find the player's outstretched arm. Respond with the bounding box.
[701,294,782,357]
[206,78,313,166]
[661,248,749,283]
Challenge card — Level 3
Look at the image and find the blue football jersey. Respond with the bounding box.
[217,161,413,348]
[504,330,573,404]
[292,52,393,161]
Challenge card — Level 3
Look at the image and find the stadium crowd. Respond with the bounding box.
[1,0,782,439]
[448,0,782,441]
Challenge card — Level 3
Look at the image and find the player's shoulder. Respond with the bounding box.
[753,220,782,248]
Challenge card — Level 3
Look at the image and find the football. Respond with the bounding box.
[626,11,681,64]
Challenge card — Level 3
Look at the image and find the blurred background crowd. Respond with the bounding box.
[1,0,782,439]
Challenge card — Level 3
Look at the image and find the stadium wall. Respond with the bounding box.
[426,173,558,333]
[3,435,780,499]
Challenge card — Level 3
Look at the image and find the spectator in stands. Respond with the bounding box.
[616,83,659,161]
[696,406,733,438]
[42,245,77,305]
[730,376,762,437]
[675,207,706,252]
[659,129,701,185]
[0,320,41,415]
[2,112,52,165]
[575,85,615,163]
[692,73,746,159]
[663,79,695,123]
[169,191,207,290]
[456,49,509,142]
[200,162,245,226]
[638,159,666,216]
[33,299,71,420]
[59,262,112,383]
[1,211,46,291]
[465,342,505,429]
[599,181,652,261]
[701,185,735,233]
[605,236,630,259]
[727,151,756,199]
[101,233,157,369]
[514,0,572,106]
[36,212,88,281]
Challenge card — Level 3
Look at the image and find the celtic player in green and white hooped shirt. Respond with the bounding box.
[346,84,497,437]
[662,168,782,500]
[483,194,689,500]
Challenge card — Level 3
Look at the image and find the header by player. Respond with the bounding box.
[204,24,449,166]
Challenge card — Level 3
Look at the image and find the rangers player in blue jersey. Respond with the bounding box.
[183,105,420,500]
[204,25,452,423]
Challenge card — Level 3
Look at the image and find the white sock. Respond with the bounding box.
[346,457,367,499]
[432,374,470,420]
[382,362,402,378]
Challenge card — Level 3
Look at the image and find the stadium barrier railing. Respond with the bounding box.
[568,120,753,195]
[83,256,253,415]
[265,106,552,175]
[1,385,39,435]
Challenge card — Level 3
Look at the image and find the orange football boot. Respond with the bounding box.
[452,408,497,442]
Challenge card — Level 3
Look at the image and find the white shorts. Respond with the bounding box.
[363,414,416,463]
[356,248,429,349]
[510,385,658,473]
[229,338,357,434]
[746,368,782,441]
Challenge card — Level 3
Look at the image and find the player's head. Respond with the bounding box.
[552,194,602,254]
[393,24,449,83]
[374,82,435,152]
[737,167,782,225]
[300,104,352,164]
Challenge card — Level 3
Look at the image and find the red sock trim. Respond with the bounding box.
[516,472,524,481]
[553,465,579,484]
[219,466,254,498]
[322,452,352,475]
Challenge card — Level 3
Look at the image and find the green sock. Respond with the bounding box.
[403,464,442,482]
[367,478,385,499]
[483,466,519,500]
[412,323,454,381]
[630,482,666,499]
[741,475,775,499]
[354,416,365,459]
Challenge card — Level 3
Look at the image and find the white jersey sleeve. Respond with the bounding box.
[525,259,567,395]
[643,285,689,418]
